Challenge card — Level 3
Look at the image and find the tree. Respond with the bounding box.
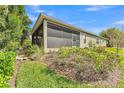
[0,5,32,51]
[100,27,124,54]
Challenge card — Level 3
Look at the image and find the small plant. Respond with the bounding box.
[22,39,44,59]
[93,46,106,53]
[88,40,95,48]
[29,45,44,60]
[58,47,81,58]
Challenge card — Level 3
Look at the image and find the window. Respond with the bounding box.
[96,38,99,44]
[72,34,80,46]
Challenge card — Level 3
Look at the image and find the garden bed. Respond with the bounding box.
[15,47,124,88]
[42,47,121,87]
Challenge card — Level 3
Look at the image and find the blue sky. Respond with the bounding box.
[26,5,124,35]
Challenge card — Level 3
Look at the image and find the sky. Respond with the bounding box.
[26,5,124,35]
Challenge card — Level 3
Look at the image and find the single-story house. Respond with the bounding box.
[32,14,108,52]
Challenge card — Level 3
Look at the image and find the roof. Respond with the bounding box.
[32,13,108,40]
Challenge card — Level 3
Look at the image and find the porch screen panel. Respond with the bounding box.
[47,23,63,48]
[47,28,62,38]
[32,24,43,47]
[63,38,72,46]
[47,22,80,48]
[47,37,63,48]
[62,29,72,39]
[72,33,80,46]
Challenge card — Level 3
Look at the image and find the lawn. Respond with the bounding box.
[16,61,95,88]
[106,47,124,54]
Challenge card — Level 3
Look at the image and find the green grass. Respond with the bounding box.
[16,61,95,88]
[106,47,124,54]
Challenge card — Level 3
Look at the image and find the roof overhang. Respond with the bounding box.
[32,13,108,40]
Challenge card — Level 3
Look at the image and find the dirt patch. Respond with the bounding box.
[91,66,121,87]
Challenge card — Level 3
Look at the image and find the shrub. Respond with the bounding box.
[23,39,44,58]
[22,39,32,49]
[75,62,99,83]
[28,45,44,60]
[58,47,107,70]
[90,46,106,54]
[4,41,20,52]
[58,47,71,58]
[58,47,81,58]
[0,52,16,87]
[24,45,38,56]
[88,41,95,48]
[47,47,119,83]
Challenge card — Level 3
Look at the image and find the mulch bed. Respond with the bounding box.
[41,52,121,87]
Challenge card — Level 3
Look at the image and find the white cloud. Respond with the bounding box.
[114,20,124,25]
[85,5,112,11]
[29,5,54,16]
[69,19,96,25]
[69,20,85,25]
[31,5,40,10]
[35,10,46,13]
[30,5,46,13]
[88,27,105,34]
[87,19,97,24]
[47,12,54,16]
[28,14,37,21]
[27,5,55,26]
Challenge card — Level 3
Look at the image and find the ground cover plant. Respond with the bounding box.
[118,56,124,88]
[42,47,121,87]
[106,48,124,88]
[0,52,16,87]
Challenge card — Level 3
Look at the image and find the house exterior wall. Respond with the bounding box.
[80,32,107,48]
[34,20,107,53]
